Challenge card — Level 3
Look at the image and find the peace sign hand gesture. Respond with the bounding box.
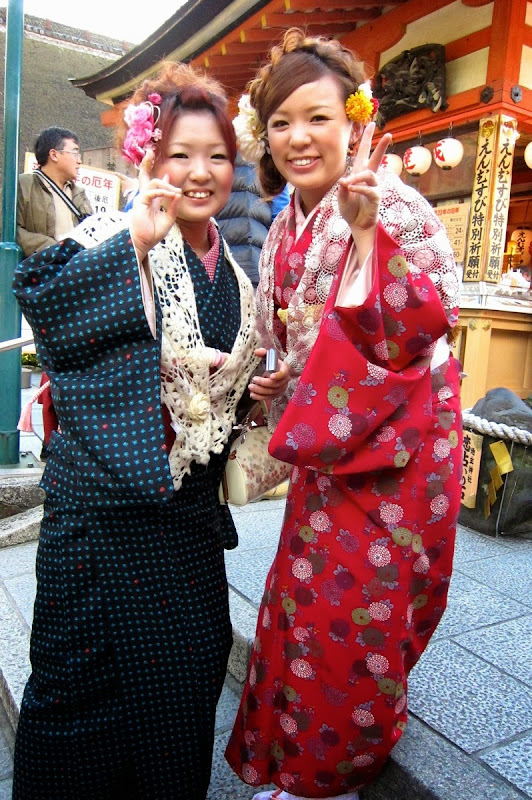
[338,123,392,236]
[129,150,182,262]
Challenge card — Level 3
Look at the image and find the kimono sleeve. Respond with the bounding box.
[268,223,452,475]
[378,170,460,326]
[13,230,152,374]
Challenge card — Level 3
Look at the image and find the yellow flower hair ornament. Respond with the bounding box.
[345,82,379,125]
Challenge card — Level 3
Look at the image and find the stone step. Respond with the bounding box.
[0,474,44,521]
[0,506,42,549]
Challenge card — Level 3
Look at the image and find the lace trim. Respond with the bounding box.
[70,212,259,490]
[257,171,460,429]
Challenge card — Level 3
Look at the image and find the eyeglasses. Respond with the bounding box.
[57,149,82,161]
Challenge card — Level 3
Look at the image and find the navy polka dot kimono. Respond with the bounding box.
[12,229,246,799]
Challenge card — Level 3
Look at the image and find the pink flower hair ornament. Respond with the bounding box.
[122,92,163,168]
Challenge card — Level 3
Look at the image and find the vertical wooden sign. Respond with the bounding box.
[483,117,517,283]
[464,118,496,282]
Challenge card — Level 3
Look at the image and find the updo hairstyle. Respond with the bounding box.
[117,60,237,167]
[248,28,366,196]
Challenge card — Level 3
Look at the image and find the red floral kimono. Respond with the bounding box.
[226,173,462,797]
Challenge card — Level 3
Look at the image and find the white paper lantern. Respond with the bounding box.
[510,227,532,267]
[403,146,432,176]
[433,137,464,170]
[524,141,532,169]
[381,153,403,176]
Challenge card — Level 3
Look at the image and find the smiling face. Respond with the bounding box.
[267,74,354,215]
[152,110,234,244]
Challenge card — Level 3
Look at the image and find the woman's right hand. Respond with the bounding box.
[129,150,182,261]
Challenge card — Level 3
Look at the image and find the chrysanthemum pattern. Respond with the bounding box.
[227,186,462,798]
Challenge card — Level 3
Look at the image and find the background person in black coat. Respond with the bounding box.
[216,153,289,287]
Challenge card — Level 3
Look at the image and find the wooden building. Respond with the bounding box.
[72,0,532,407]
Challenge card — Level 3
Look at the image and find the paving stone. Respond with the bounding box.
[232,506,284,552]
[228,589,257,683]
[225,546,276,607]
[0,725,12,782]
[0,587,31,728]
[452,525,516,565]
[4,573,37,628]
[480,731,532,797]
[408,639,532,753]
[1,509,532,799]
[0,778,13,800]
[458,547,532,607]
[368,715,526,800]
[455,612,532,686]
[0,541,37,580]
[214,678,241,733]
[432,570,529,641]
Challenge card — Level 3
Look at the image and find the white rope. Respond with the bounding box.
[462,410,532,445]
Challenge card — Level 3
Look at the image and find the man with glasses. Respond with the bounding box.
[17,126,93,258]
[17,127,93,459]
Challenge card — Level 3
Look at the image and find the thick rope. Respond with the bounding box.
[462,410,532,446]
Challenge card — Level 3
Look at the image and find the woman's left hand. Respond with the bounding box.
[338,123,392,234]
[249,348,290,400]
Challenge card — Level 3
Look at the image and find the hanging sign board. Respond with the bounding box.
[463,119,496,282]
[461,429,483,509]
[483,117,517,283]
[434,202,470,264]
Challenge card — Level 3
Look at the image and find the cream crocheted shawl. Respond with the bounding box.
[71,211,259,489]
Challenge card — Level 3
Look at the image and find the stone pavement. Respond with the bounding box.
[1,373,531,799]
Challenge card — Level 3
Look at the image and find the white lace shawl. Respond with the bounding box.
[70,211,259,489]
[257,170,460,429]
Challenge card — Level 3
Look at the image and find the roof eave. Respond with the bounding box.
[70,0,272,103]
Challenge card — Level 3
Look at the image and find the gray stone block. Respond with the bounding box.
[480,730,532,796]
[455,612,532,685]
[4,573,37,628]
[452,525,516,565]
[0,506,42,549]
[433,570,529,641]
[0,587,31,728]
[225,546,276,607]
[364,715,525,800]
[0,778,13,800]
[228,589,257,684]
[0,541,38,581]
[0,475,44,520]
[458,547,532,607]
[408,639,532,753]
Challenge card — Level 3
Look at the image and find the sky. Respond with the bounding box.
[21,0,187,45]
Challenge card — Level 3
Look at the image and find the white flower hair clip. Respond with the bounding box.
[233,94,268,165]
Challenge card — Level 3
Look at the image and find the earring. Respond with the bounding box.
[344,151,353,175]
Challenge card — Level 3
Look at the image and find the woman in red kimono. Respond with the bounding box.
[226,28,462,800]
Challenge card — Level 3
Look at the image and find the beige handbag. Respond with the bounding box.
[219,410,292,506]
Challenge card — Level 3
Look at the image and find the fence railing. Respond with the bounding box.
[0,335,34,353]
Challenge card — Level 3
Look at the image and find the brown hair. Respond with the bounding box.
[248,28,366,195]
[117,61,237,166]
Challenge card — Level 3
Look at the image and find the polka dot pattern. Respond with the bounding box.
[12,231,245,798]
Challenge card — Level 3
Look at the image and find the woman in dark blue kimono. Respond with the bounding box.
[12,61,287,800]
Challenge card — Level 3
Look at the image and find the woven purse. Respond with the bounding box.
[219,409,292,506]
